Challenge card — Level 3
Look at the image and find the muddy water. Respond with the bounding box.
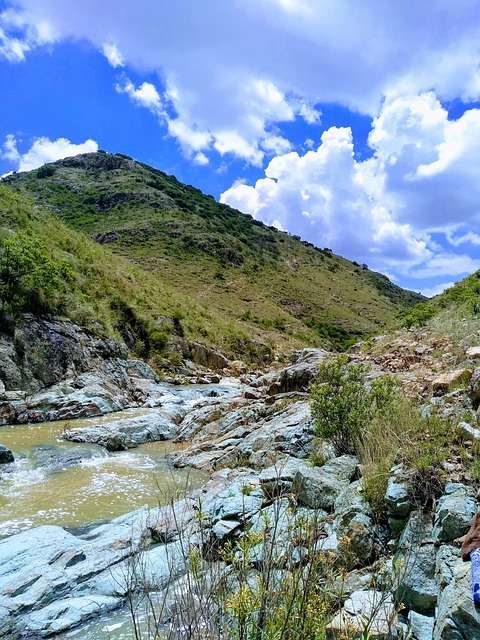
[0,408,208,537]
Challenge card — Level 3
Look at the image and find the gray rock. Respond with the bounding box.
[64,412,178,450]
[292,455,358,509]
[30,444,106,469]
[253,348,328,395]
[0,510,151,637]
[334,481,375,567]
[0,443,14,463]
[436,544,462,588]
[23,595,122,637]
[127,359,160,381]
[433,483,477,543]
[189,341,229,369]
[394,511,437,613]
[434,560,480,639]
[385,464,414,519]
[326,590,396,639]
[408,611,434,640]
[259,456,307,498]
[395,542,438,613]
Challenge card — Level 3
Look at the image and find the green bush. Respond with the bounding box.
[310,356,397,455]
[0,232,71,315]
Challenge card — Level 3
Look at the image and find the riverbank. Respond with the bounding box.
[2,337,480,638]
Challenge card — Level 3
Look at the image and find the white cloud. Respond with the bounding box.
[101,43,124,68]
[116,78,163,114]
[1,135,98,172]
[2,134,20,163]
[4,1,480,289]
[421,282,455,298]
[221,101,480,286]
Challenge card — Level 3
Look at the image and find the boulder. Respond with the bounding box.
[434,560,480,639]
[292,455,358,509]
[385,465,414,519]
[253,348,328,395]
[259,456,307,498]
[333,480,375,567]
[326,590,396,639]
[470,367,480,408]
[433,483,477,543]
[408,611,434,640]
[22,595,122,637]
[189,342,229,370]
[0,443,14,464]
[395,511,437,613]
[466,346,480,359]
[64,411,178,450]
[432,369,471,396]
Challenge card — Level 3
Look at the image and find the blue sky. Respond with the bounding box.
[2,1,480,296]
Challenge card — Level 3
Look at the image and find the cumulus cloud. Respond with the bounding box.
[221,95,480,287]
[116,78,163,114]
[1,135,98,172]
[4,0,480,289]
[101,43,124,68]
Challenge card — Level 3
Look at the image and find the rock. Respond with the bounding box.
[292,455,359,509]
[30,445,106,469]
[458,420,480,441]
[0,518,149,638]
[434,560,480,639]
[253,348,328,395]
[433,483,477,542]
[23,595,122,637]
[199,471,263,524]
[432,369,471,396]
[466,346,480,359]
[326,590,396,639]
[259,456,306,498]
[408,611,434,640]
[385,465,414,520]
[127,359,160,381]
[470,367,480,408]
[395,511,437,613]
[0,443,14,463]
[231,360,248,374]
[64,411,178,450]
[333,481,375,567]
[332,566,374,597]
[189,342,229,370]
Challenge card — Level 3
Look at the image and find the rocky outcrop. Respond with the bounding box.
[0,317,129,393]
[253,348,328,394]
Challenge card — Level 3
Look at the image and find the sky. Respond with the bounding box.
[2,2,480,296]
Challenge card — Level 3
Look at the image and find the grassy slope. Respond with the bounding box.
[3,152,424,354]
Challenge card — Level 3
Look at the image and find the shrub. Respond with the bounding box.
[0,232,70,315]
[310,356,397,456]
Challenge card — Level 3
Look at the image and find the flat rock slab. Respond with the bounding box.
[64,412,178,450]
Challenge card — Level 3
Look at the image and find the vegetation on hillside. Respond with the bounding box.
[398,270,480,329]
[3,151,424,354]
[0,184,284,365]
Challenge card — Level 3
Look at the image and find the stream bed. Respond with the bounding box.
[0,407,208,538]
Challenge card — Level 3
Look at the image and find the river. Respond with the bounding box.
[0,384,234,639]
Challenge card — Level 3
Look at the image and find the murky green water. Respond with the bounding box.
[0,408,208,537]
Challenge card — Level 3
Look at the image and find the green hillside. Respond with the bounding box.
[2,152,424,358]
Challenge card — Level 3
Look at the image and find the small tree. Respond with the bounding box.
[0,232,69,315]
[310,356,396,456]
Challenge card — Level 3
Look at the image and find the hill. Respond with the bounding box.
[2,152,424,358]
